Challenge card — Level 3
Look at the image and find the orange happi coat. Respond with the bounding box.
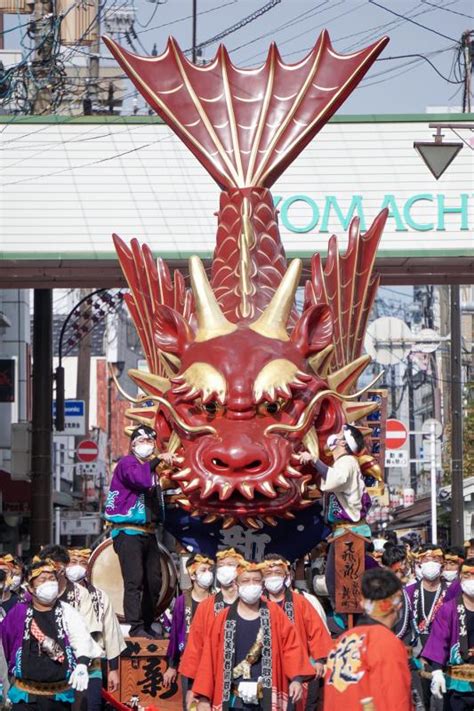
[323,620,413,711]
[193,600,315,711]
[284,591,332,661]
[180,593,223,678]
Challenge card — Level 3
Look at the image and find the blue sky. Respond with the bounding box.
[4,0,473,114]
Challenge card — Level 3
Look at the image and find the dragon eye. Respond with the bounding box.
[258,399,285,416]
[203,400,220,415]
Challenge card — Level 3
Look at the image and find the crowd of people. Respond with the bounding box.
[0,421,472,711]
[2,538,471,711]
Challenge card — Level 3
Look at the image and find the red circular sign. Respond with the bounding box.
[386,419,408,450]
[77,439,99,462]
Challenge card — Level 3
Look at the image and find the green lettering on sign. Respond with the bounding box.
[320,195,366,232]
[403,194,434,231]
[379,194,407,232]
[437,193,469,230]
[279,194,319,233]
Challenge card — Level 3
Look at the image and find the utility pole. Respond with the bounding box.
[74,289,92,497]
[32,0,54,113]
[449,32,471,544]
[450,284,464,545]
[192,0,197,63]
[30,290,53,550]
[88,0,101,111]
[461,30,473,113]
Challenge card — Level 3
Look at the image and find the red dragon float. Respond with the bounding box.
[103,30,389,552]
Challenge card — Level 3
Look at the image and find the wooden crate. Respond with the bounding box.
[113,638,182,710]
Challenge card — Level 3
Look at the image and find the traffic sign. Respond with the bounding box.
[421,418,443,439]
[77,439,98,463]
[386,419,408,449]
[53,400,85,435]
[385,449,408,467]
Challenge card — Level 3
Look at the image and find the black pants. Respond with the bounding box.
[444,690,474,711]
[13,700,71,711]
[113,531,162,633]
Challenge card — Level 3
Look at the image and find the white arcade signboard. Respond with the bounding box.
[0,115,472,262]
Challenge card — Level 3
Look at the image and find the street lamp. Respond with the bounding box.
[413,123,474,179]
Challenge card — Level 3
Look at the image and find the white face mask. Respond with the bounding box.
[420,561,442,581]
[264,576,286,595]
[10,575,22,591]
[216,565,237,587]
[196,571,214,589]
[35,580,59,604]
[461,580,474,598]
[442,570,458,583]
[133,442,155,459]
[238,584,263,605]
[66,565,87,583]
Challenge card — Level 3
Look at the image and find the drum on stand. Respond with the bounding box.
[88,536,177,621]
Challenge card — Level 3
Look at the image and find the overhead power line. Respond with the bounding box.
[186,0,281,54]
[368,0,457,43]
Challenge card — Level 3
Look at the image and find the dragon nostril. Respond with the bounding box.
[246,460,262,470]
[212,457,229,469]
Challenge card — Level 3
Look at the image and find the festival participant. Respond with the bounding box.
[9,556,26,600]
[0,558,102,711]
[66,548,126,706]
[104,424,177,638]
[192,561,315,711]
[323,568,412,711]
[301,424,371,606]
[262,555,332,711]
[465,540,474,559]
[381,544,413,646]
[179,548,243,694]
[406,545,447,710]
[300,424,371,536]
[422,558,474,710]
[442,547,465,586]
[38,546,100,637]
[163,554,215,698]
[0,554,21,614]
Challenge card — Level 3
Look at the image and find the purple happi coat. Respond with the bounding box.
[104,454,154,528]
[166,593,189,668]
[422,596,474,693]
[405,580,447,639]
[0,602,73,677]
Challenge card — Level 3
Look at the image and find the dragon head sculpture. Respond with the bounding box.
[105,30,389,528]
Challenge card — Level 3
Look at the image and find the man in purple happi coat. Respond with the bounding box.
[0,559,102,711]
[104,424,176,638]
[162,555,215,709]
[422,558,474,710]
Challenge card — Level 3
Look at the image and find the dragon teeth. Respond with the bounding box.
[245,517,262,530]
[223,516,237,529]
[172,468,191,481]
[239,482,254,499]
[276,474,290,490]
[218,482,233,500]
[258,481,277,498]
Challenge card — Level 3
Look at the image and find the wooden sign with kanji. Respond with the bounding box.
[334,530,367,615]
[113,638,182,710]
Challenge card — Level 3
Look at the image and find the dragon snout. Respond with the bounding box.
[203,442,269,477]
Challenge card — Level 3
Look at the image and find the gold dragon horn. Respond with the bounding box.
[189,256,237,342]
[249,259,302,341]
